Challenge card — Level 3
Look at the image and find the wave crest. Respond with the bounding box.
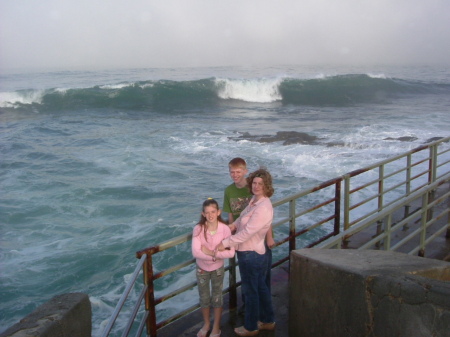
[1,74,448,112]
[215,77,283,103]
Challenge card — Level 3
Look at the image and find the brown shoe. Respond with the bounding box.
[234,326,259,336]
[257,321,276,330]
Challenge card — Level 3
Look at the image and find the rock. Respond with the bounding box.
[384,136,418,142]
[229,131,320,145]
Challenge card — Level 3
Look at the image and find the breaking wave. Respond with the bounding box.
[1,74,448,112]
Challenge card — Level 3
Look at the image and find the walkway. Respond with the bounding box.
[157,182,450,337]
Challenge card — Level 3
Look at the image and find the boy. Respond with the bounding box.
[223,157,252,224]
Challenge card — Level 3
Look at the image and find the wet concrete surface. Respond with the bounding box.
[157,264,290,337]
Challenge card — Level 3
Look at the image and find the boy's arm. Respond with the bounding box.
[228,213,234,225]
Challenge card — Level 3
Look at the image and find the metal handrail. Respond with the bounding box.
[318,172,450,251]
[101,136,450,337]
[100,255,147,337]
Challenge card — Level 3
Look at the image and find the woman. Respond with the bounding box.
[216,168,275,336]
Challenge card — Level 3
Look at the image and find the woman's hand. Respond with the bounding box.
[229,223,237,233]
[216,242,225,252]
[266,236,275,249]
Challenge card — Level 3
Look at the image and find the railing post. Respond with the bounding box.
[375,165,385,246]
[429,144,437,184]
[427,145,438,222]
[403,154,412,230]
[144,254,157,337]
[228,256,237,313]
[333,180,343,248]
[385,213,392,251]
[289,198,296,252]
[334,180,341,236]
[343,175,350,231]
[447,189,450,239]
[418,191,429,257]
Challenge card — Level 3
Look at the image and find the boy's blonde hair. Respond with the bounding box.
[228,157,247,169]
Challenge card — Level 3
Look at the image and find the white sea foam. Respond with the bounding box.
[0,90,44,107]
[215,77,283,103]
[140,83,154,88]
[367,73,387,79]
[90,296,112,311]
[99,83,133,89]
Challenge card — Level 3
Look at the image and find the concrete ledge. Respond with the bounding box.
[289,249,450,337]
[0,293,91,337]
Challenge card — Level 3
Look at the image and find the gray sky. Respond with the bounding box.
[1,0,449,71]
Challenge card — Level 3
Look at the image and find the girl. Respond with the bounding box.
[192,198,235,337]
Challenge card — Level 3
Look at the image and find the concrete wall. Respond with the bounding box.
[289,249,450,337]
[0,293,91,337]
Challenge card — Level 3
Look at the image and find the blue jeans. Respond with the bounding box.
[237,251,274,331]
[240,243,272,309]
[265,242,272,292]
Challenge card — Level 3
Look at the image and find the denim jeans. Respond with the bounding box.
[265,242,272,292]
[240,243,272,310]
[196,265,224,308]
[237,250,274,331]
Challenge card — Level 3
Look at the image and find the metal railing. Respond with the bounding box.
[101,136,450,337]
[318,172,450,254]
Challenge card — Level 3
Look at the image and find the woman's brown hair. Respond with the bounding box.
[246,168,274,198]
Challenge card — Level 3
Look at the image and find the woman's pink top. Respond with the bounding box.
[192,221,235,271]
[222,196,273,255]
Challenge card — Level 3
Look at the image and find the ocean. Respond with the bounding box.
[1,64,449,336]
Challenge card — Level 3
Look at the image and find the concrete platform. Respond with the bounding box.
[158,243,449,337]
[157,264,290,337]
[289,249,450,337]
[156,181,449,337]
[0,293,91,337]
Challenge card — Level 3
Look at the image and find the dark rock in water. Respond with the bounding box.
[325,142,346,147]
[229,131,320,145]
[278,131,320,145]
[424,137,445,143]
[383,136,447,144]
[384,136,418,142]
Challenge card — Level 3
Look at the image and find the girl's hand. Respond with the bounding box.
[216,242,225,252]
[201,245,213,256]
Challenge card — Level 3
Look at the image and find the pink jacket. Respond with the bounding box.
[222,196,273,255]
[192,221,235,271]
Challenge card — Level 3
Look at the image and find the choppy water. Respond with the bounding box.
[1,64,449,335]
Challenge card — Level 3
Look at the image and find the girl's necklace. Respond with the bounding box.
[208,223,218,235]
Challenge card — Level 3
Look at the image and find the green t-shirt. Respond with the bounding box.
[223,183,252,221]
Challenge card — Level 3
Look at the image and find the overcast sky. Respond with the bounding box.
[1,0,449,72]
